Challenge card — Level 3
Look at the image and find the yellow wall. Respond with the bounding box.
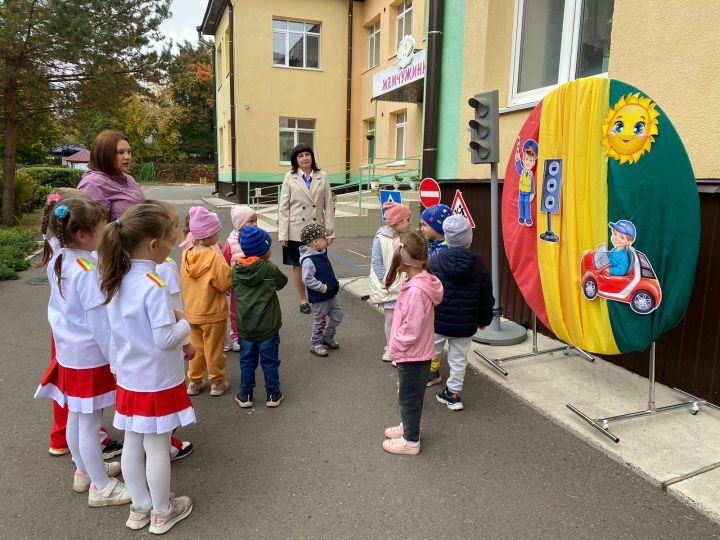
[214,8,232,175]
[350,0,425,175]
[456,0,720,180]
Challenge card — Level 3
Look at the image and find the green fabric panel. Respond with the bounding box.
[606,80,700,353]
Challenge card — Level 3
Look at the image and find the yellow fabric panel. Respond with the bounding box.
[535,78,620,354]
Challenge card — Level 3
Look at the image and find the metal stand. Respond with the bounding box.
[473,161,527,347]
[474,313,594,376]
[566,342,720,443]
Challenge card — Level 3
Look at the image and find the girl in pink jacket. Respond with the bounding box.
[382,231,444,455]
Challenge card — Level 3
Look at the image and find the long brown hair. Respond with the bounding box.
[98,203,173,304]
[48,197,107,297]
[36,188,91,268]
[89,130,129,176]
[384,230,429,289]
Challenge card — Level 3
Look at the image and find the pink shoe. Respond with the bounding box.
[382,436,420,455]
[384,423,404,439]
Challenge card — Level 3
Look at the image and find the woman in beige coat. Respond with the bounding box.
[278,144,335,313]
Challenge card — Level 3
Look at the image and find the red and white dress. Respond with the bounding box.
[35,249,115,412]
[107,259,195,434]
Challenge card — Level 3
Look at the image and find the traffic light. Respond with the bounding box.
[467,90,499,164]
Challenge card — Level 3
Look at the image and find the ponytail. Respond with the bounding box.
[98,220,131,304]
[36,196,58,268]
[384,230,429,289]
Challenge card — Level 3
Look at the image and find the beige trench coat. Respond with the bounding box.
[277,170,335,242]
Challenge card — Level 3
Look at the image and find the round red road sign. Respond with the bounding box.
[419,177,441,208]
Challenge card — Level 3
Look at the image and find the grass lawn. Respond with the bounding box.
[0,209,44,280]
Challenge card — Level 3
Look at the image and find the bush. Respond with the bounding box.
[0,171,39,221]
[33,184,54,209]
[0,230,35,280]
[17,166,82,188]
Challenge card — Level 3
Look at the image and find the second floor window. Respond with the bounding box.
[396,0,413,49]
[368,21,380,68]
[273,19,320,69]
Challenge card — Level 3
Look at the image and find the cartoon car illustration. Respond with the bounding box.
[580,247,662,314]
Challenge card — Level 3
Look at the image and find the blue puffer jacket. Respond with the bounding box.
[429,247,494,337]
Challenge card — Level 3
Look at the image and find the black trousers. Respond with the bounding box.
[397,360,431,443]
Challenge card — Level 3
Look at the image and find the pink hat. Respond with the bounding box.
[383,201,411,226]
[230,205,255,230]
[189,206,221,240]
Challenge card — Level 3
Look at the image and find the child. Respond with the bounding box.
[419,203,453,386]
[34,197,131,506]
[233,226,288,408]
[181,206,233,397]
[299,223,343,357]
[99,203,195,533]
[429,215,494,411]
[368,201,412,363]
[223,206,258,352]
[382,231,443,455]
[594,220,636,276]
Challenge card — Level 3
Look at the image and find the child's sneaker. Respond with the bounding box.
[210,380,229,396]
[310,344,328,357]
[382,346,393,362]
[126,506,152,530]
[49,446,69,457]
[73,461,122,493]
[322,336,339,349]
[170,441,194,462]
[426,370,443,387]
[101,438,123,459]
[235,392,254,408]
[382,436,420,455]
[436,387,464,411]
[222,340,232,352]
[384,422,404,439]
[88,477,131,507]
[266,391,284,408]
[148,495,193,535]
[231,340,240,352]
[186,380,208,396]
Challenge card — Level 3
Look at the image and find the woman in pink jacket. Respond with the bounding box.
[382,231,444,455]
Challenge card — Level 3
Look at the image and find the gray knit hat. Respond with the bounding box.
[443,214,472,248]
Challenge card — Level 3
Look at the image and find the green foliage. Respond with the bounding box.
[0,230,35,280]
[34,184,54,209]
[0,171,38,220]
[17,167,82,188]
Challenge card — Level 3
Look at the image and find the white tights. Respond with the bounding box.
[121,431,172,513]
[66,410,109,490]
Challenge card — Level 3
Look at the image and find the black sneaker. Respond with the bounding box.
[300,303,311,314]
[436,387,464,411]
[235,392,254,408]
[266,391,284,408]
[426,370,443,387]
[102,439,124,460]
[170,441,194,462]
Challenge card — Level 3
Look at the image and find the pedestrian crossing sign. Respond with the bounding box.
[379,190,402,222]
[451,189,475,228]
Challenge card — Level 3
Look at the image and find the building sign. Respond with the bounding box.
[372,49,426,100]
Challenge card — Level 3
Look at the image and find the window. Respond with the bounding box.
[368,21,380,68]
[225,120,232,166]
[224,27,231,76]
[366,119,375,162]
[396,0,413,49]
[394,112,407,162]
[509,0,614,105]
[272,19,320,69]
[218,125,224,166]
[217,43,224,81]
[279,118,316,164]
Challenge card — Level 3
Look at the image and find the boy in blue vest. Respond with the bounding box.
[300,224,343,357]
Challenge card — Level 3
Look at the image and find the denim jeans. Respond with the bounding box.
[311,297,343,346]
[397,360,431,443]
[239,334,280,395]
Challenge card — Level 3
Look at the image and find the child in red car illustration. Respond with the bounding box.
[593,220,636,276]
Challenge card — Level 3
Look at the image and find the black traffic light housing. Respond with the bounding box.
[467,90,499,164]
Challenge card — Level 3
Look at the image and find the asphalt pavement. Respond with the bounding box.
[1,184,718,538]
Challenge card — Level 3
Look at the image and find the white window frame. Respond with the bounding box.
[366,119,376,162]
[396,0,413,49]
[272,19,321,70]
[508,0,610,108]
[394,111,407,164]
[368,21,380,68]
[279,117,316,165]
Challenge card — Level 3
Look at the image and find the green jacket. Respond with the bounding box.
[233,257,289,341]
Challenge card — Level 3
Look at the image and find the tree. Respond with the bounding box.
[0,0,171,225]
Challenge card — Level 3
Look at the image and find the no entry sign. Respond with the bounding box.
[419,177,441,208]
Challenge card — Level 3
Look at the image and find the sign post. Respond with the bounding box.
[379,190,403,222]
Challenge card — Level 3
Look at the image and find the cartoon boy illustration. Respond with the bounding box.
[594,220,636,276]
[515,138,538,227]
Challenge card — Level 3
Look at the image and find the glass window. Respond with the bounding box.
[396,0,413,48]
[279,117,316,163]
[368,21,380,68]
[272,19,321,69]
[510,0,615,105]
[367,119,375,162]
[395,112,407,162]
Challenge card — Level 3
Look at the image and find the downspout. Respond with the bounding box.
[228,1,238,200]
[421,0,443,179]
[196,26,219,196]
[345,0,353,183]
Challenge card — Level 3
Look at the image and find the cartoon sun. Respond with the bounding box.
[602,93,660,164]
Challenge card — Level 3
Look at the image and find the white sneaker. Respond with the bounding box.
[210,380,229,396]
[149,495,193,534]
[88,477,131,507]
[384,423,404,439]
[382,346,393,362]
[126,506,152,530]
[73,461,121,493]
[231,340,240,352]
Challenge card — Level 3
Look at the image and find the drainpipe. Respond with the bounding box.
[196,26,219,196]
[421,0,443,179]
[345,0,353,183]
[227,1,238,200]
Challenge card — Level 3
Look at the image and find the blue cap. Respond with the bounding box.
[609,220,636,239]
[420,204,452,234]
[240,226,272,257]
